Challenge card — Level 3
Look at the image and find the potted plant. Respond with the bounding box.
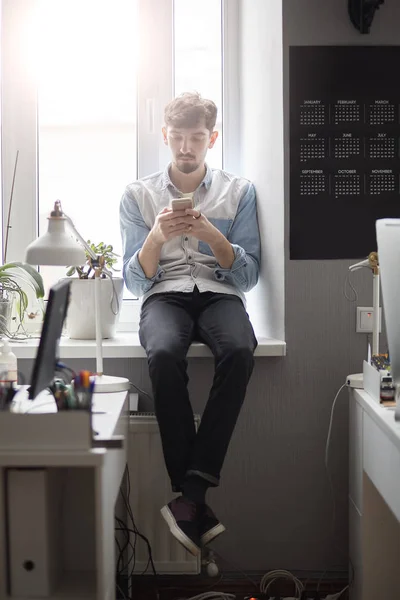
[0,262,45,337]
[0,152,45,337]
[65,241,124,339]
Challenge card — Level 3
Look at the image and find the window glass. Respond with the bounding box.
[37,0,137,294]
[174,0,223,169]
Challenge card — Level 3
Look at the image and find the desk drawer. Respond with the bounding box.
[363,411,400,522]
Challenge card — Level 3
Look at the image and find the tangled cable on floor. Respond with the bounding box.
[180,570,302,600]
[180,593,235,600]
[260,568,304,597]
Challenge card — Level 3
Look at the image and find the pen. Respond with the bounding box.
[80,370,90,389]
[71,371,94,410]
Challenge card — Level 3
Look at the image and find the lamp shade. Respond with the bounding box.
[25,216,86,266]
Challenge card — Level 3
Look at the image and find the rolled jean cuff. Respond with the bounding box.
[186,469,220,487]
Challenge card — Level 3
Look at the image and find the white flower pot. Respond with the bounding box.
[65,277,124,340]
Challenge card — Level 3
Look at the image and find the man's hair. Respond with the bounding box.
[164,92,218,132]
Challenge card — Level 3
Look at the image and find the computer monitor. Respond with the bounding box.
[29,279,71,400]
[376,219,400,420]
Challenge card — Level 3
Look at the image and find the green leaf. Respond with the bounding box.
[0,262,45,299]
[64,239,121,279]
[15,289,28,320]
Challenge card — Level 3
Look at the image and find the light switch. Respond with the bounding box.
[356,306,382,333]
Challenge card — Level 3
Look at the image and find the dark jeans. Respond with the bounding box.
[139,287,257,492]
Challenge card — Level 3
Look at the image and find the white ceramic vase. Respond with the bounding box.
[64,277,124,340]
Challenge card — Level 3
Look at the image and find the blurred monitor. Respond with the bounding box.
[376,218,400,420]
[29,279,71,400]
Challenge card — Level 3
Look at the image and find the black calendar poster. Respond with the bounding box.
[290,46,400,260]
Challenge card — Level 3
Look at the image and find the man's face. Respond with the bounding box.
[163,122,218,174]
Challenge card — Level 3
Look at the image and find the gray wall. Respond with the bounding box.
[18,0,398,576]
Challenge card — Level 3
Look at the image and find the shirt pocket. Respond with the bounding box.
[198,217,233,256]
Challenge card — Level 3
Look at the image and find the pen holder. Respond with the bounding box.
[50,375,95,412]
[71,372,95,411]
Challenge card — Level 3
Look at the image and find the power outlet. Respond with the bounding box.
[356,306,382,333]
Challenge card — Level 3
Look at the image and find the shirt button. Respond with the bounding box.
[188,255,192,260]
[184,237,188,241]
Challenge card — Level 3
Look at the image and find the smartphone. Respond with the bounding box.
[170,197,194,211]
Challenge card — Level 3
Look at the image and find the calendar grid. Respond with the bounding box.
[296,100,400,199]
[290,45,400,260]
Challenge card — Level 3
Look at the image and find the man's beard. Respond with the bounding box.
[176,157,200,174]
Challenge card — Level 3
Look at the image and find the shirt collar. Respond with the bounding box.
[161,163,213,192]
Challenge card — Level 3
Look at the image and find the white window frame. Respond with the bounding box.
[1,0,240,332]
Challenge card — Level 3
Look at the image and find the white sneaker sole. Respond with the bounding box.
[160,505,201,557]
[200,522,226,546]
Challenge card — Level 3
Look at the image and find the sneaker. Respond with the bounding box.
[199,504,226,546]
[160,496,201,556]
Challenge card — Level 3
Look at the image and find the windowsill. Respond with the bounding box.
[11,332,286,360]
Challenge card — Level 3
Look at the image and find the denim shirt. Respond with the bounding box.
[120,164,261,305]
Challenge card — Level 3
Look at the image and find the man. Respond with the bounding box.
[120,92,260,557]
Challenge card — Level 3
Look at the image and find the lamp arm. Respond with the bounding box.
[62,213,97,261]
[349,252,379,274]
[349,258,370,271]
[62,211,104,375]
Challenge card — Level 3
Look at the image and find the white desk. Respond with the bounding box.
[349,388,400,600]
[0,390,128,600]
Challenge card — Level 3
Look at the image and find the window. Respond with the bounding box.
[37,0,138,294]
[174,0,223,168]
[2,0,238,329]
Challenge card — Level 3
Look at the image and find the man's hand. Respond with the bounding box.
[138,207,190,278]
[149,207,193,246]
[182,208,221,245]
[184,208,235,268]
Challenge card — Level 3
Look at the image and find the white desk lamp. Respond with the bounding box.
[25,201,129,393]
[349,251,380,357]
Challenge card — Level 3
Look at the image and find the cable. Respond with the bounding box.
[116,582,128,600]
[343,271,358,303]
[344,264,373,303]
[115,508,136,580]
[102,266,120,316]
[211,550,258,591]
[115,517,138,576]
[129,381,154,404]
[116,465,159,598]
[115,518,136,576]
[115,533,126,579]
[121,492,156,579]
[330,583,349,599]
[181,593,235,600]
[319,382,354,597]
[260,569,304,598]
[116,521,157,587]
[317,382,346,595]
[325,383,347,542]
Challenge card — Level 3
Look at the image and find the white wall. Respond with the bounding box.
[239,0,285,341]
